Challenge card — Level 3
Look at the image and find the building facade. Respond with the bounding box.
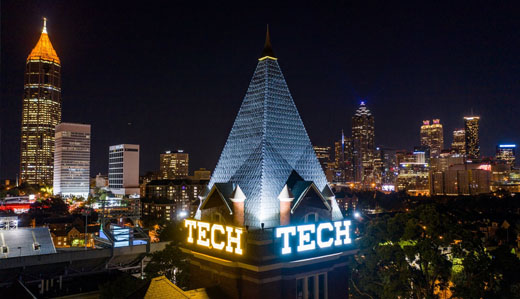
[160,150,189,179]
[183,30,353,299]
[420,119,443,158]
[53,123,91,198]
[496,144,516,165]
[352,101,375,186]
[20,19,62,185]
[464,116,480,160]
[108,144,140,196]
[451,129,466,155]
[143,178,208,220]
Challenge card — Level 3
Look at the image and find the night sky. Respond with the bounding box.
[1,1,519,179]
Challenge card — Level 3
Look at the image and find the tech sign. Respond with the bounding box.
[275,220,352,255]
[184,219,352,257]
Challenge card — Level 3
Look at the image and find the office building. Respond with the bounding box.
[53,123,91,198]
[420,119,443,158]
[108,144,140,196]
[430,163,491,195]
[160,150,189,179]
[20,18,62,185]
[185,29,353,299]
[451,129,466,155]
[313,145,331,171]
[143,178,208,220]
[352,101,375,186]
[496,144,516,165]
[464,116,480,160]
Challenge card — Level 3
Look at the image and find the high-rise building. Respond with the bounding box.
[187,29,351,299]
[420,119,443,158]
[160,150,189,179]
[20,18,62,185]
[108,144,140,196]
[352,101,375,185]
[451,129,466,155]
[53,123,91,198]
[496,144,516,165]
[464,116,480,160]
[313,145,331,171]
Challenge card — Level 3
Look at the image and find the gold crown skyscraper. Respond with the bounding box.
[20,18,62,185]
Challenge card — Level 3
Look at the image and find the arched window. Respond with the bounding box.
[304,213,318,223]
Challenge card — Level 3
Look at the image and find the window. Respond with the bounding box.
[296,273,327,299]
[304,213,318,223]
[212,213,222,223]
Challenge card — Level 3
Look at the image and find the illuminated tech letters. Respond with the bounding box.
[184,220,243,255]
[275,220,352,255]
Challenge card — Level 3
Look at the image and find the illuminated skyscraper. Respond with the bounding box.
[464,116,480,160]
[420,119,443,158]
[352,101,375,185]
[451,129,466,155]
[160,150,189,179]
[53,123,91,198]
[496,144,516,165]
[20,18,62,185]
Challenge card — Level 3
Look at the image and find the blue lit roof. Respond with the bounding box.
[499,144,516,148]
[197,48,342,228]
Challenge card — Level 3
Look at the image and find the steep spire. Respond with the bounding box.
[260,25,276,60]
[42,17,48,34]
[28,17,60,64]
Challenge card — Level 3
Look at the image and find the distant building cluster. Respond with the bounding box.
[315,108,518,195]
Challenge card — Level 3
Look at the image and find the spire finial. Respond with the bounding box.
[260,24,276,59]
[42,17,48,34]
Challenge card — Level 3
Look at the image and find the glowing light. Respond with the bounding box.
[210,224,225,250]
[275,220,352,255]
[196,222,211,247]
[297,224,316,252]
[276,226,297,254]
[316,222,334,248]
[499,144,516,148]
[184,220,243,255]
[354,212,361,218]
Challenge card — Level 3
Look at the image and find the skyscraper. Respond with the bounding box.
[352,101,375,185]
[20,18,62,185]
[108,144,140,196]
[451,129,466,155]
[420,119,443,158]
[160,150,189,179]
[496,144,516,165]
[53,123,91,198]
[464,116,480,160]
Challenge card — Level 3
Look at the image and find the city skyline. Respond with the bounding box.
[1,2,519,179]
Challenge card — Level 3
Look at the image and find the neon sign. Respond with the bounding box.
[184,220,243,255]
[275,220,352,254]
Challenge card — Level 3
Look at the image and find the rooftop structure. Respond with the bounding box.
[198,28,342,228]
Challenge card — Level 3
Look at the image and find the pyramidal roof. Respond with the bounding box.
[355,101,371,117]
[199,28,342,227]
[27,18,60,64]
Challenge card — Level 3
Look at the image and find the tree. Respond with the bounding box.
[144,242,190,289]
[350,204,486,299]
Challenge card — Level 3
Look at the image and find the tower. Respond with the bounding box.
[420,119,443,158]
[352,101,375,186]
[451,129,466,155]
[186,28,353,299]
[464,116,480,160]
[20,18,62,185]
